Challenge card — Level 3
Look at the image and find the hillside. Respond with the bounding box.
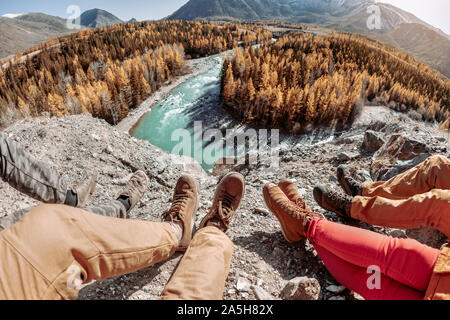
[373,23,450,79]
[0,13,72,59]
[221,33,450,133]
[0,21,272,127]
[80,8,124,28]
[0,9,125,60]
[0,107,447,300]
[168,0,450,77]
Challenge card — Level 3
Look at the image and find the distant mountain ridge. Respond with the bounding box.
[168,0,450,77]
[0,13,72,60]
[79,8,123,28]
[0,9,126,60]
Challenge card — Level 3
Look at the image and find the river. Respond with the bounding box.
[131,53,336,174]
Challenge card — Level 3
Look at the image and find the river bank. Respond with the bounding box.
[115,53,223,133]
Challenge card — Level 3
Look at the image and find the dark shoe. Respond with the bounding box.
[263,182,317,243]
[72,170,98,207]
[337,165,363,196]
[119,170,148,215]
[313,184,352,218]
[199,172,245,233]
[163,175,199,251]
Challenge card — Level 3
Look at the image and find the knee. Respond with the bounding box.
[21,204,72,228]
[425,155,448,168]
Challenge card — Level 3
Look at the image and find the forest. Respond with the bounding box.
[220,32,450,133]
[0,21,272,126]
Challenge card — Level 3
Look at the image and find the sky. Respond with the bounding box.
[377,0,450,34]
[0,0,449,35]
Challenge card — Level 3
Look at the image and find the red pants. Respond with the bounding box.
[306,217,440,300]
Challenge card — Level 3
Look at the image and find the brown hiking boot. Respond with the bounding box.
[119,170,148,215]
[162,175,199,251]
[72,169,98,207]
[263,183,317,243]
[199,172,245,233]
[313,184,352,218]
[337,165,363,196]
[278,179,308,209]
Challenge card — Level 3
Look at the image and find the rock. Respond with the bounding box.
[281,277,321,300]
[253,208,270,216]
[367,120,387,132]
[361,130,385,153]
[350,291,364,300]
[434,136,447,143]
[326,285,346,293]
[336,152,358,162]
[252,285,275,300]
[236,277,251,292]
[91,134,100,141]
[370,134,437,181]
[227,289,236,295]
[240,292,249,299]
[104,145,113,154]
[354,169,372,183]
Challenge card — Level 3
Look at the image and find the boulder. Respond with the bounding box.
[281,277,321,300]
[361,130,385,153]
[252,286,276,300]
[370,134,445,181]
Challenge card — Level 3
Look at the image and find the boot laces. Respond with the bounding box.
[215,193,235,226]
[279,199,306,220]
[348,177,361,190]
[126,176,142,198]
[329,190,351,208]
[163,192,189,222]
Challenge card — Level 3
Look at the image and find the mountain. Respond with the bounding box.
[168,0,450,77]
[0,9,127,60]
[0,13,72,60]
[79,8,123,28]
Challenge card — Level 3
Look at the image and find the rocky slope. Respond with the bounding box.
[0,106,448,300]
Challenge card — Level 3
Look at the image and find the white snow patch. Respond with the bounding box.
[2,13,24,19]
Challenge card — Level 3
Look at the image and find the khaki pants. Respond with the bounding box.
[351,155,450,237]
[0,204,233,300]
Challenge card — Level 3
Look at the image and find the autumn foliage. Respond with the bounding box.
[221,32,450,133]
[0,21,272,126]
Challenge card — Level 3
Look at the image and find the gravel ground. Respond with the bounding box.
[0,106,448,300]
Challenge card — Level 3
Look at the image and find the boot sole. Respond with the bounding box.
[262,187,296,243]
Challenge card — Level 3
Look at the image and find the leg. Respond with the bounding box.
[160,226,234,300]
[0,132,69,203]
[0,204,179,300]
[351,189,450,237]
[313,244,424,300]
[84,200,127,219]
[306,217,439,292]
[363,155,450,199]
[159,172,244,300]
